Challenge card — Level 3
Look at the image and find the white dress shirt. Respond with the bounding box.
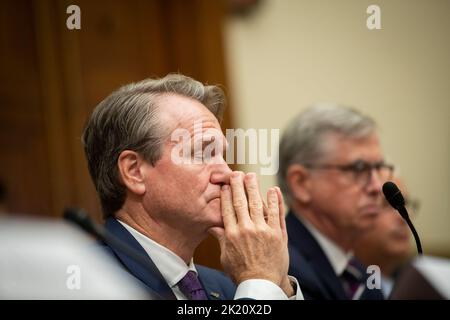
[119,220,304,300]
[380,275,394,298]
[299,216,365,299]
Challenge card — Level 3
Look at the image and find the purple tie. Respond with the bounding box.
[341,259,364,299]
[178,271,208,300]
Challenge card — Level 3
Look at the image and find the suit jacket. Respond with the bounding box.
[102,217,236,300]
[286,211,384,300]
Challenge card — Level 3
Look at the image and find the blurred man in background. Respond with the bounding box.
[354,177,413,298]
[82,74,302,300]
[278,104,388,300]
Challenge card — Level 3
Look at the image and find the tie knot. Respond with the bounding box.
[178,271,207,300]
[341,258,364,299]
[344,258,364,281]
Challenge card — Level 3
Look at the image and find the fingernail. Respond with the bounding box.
[231,171,241,178]
[246,172,256,179]
[222,185,229,190]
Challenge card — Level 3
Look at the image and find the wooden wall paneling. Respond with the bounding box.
[32,0,74,217]
[162,0,198,78]
[0,0,53,216]
[56,0,102,221]
[135,0,171,77]
[194,0,234,130]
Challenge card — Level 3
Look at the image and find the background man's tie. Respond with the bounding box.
[341,258,364,299]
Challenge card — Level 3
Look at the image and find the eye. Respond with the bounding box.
[351,160,369,173]
[374,162,385,170]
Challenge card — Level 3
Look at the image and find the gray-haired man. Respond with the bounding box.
[82,74,302,300]
[278,105,388,300]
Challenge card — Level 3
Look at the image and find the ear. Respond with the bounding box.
[117,150,146,196]
[286,164,312,204]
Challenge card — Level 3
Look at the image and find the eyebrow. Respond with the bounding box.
[349,159,386,164]
[191,137,227,154]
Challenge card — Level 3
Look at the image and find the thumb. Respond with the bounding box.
[208,227,225,244]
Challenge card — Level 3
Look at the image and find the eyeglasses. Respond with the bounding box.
[304,160,395,188]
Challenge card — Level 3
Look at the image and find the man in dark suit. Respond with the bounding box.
[278,104,389,300]
[82,74,302,300]
[102,216,236,300]
[353,177,413,298]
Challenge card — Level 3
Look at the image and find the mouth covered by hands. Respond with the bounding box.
[209,171,294,297]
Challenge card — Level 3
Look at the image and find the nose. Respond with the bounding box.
[365,168,383,196]
[210,161,232,186]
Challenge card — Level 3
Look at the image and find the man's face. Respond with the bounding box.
[307,133,387,233]
[367,203,411,257]
[142,94,231,235]
[357,180,411,259]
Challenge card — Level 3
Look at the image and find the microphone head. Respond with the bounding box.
[382,181,405,209]
[63,207,97,236]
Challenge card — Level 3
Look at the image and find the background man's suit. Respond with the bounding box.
[286,212,384,300]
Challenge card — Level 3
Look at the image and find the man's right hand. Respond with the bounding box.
[209,171,293,296]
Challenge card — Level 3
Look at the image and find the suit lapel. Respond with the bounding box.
[286,212,348,300]
[197,267,227,300]
[104,217,176,300]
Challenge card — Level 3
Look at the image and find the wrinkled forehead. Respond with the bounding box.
[158,94,221,132]
[321,131,383,163]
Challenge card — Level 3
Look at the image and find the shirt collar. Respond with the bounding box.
[118,220,197,287]
[299,216,352,276]
[381,274,394,298]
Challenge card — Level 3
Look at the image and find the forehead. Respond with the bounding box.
[323,132,383,163]
[158,94,221,133]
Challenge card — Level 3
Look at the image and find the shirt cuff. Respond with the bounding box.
[288,275,304,300]
[234,276,304,300]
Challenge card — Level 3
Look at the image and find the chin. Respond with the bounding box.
[357,217,378,231]
[205,206,224,228]
[390,246,412,259]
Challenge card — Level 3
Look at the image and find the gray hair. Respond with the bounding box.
[82,74,226,218]
[277,104,376,204]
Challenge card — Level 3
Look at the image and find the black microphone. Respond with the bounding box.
[382,181,423,255]
[63,207,165,299]
[64,207,106,239]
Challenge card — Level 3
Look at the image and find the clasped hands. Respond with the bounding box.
[209,171,294,297]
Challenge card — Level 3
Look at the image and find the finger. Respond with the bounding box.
[267,187,280,228]
[275,187,287,233]
[229,171,251,225]
[260,188,269,223]
[244,173,265,225]
[208,227,226,252]
[208,227,225,242]
[221,185,237,230]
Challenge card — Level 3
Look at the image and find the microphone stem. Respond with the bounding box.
[398,206,423,255]
[64,210,167,299]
